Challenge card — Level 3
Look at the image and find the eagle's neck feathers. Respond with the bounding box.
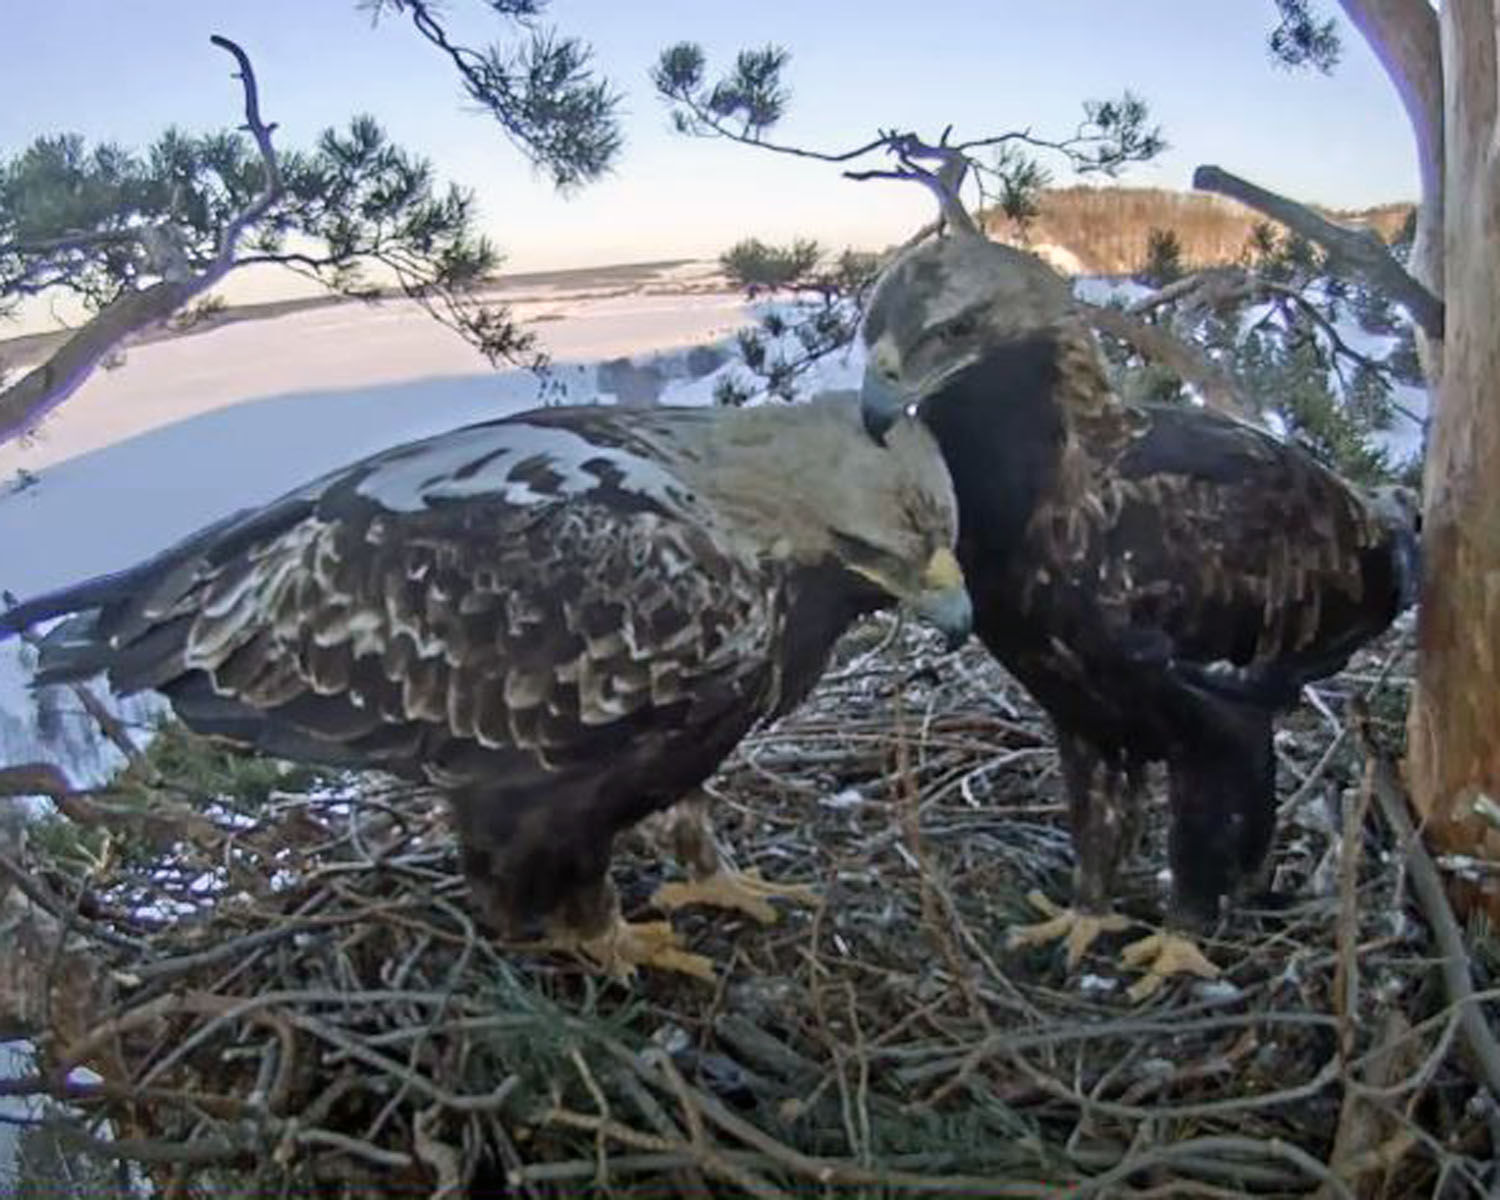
[919,328,1130,563]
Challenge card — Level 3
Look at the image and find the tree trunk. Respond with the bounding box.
[1405,0,1500,917]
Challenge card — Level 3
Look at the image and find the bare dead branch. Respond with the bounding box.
[1192,163,1443,339]
[48,1120,256,1167]
[1067,1134,1356,1199]
[843,135,982,236]
[0,35,283,447]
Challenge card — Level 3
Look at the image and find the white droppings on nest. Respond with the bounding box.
[1193,979,1243,1003]
[1077,973,1119,995]
[818,788,864,811]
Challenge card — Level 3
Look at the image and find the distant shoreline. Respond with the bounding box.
[0,257,731,365]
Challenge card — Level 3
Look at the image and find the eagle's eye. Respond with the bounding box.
[942,314,979,342]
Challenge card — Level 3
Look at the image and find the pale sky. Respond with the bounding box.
[2,1,1418,302]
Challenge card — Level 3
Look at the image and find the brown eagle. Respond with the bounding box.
[2,395,970,979]
[859,234,1418,998]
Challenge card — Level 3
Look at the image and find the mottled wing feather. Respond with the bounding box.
[1043,406,1395,687]
[163,492,777,784]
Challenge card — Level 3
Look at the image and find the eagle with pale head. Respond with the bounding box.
[3,395,970,978]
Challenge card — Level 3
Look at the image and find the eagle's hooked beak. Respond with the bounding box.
[860,362,916,445]
[909,546,973,651]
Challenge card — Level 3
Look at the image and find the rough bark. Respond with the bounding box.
[1403,0,1500,918]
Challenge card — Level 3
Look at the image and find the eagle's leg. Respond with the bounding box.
[1007,731,1134,968]
[1118,711,1275,1000]
[546,875,716,982]
[448,793,714,981]
[647,792,818,924]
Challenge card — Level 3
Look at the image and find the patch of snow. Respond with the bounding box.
[1071,275,1154,307]
[2,289,751,474]
[1194,979,1244,1003]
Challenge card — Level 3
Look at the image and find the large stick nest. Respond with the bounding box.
[4,616,1497,1197]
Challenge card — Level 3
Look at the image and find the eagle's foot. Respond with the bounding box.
[1005,889,1130,969]
[1119,930,1221,1001]
[576,917,717,982]
[517,918,715,981]
[651,867,818,925]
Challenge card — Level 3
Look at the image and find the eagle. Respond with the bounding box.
[2,395,970,979]
[859,233,1418,998]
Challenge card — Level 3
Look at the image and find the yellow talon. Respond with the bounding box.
[1120,930,1222,1001]
[651,867,819,925]
[1006,889,1131,968]
[514,917,717,981]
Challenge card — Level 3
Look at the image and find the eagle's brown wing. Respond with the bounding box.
[19,416,786,796]
[1075,405,1404,700]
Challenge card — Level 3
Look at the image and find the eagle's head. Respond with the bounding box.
[691,394,971,648]
[859,234,1072,442]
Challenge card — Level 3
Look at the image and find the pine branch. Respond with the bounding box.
[1130,266,1399,378]
[1082,302,1250,416]
[0,35,283,448]
[392,0,620,189]
[1192,164,1443,339]
[655,45,1161,229]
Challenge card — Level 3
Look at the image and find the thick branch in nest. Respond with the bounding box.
[0,35,283,448]
[1352,700,1500,1102]
[1192,163,1443,340]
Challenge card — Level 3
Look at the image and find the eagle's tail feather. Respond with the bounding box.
[26,612,111,685]
[1,569,142,640]
[4,501,303,695]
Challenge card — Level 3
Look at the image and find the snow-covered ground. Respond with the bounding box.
[2,285,748,474]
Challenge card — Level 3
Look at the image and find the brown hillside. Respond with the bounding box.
[982,185,1414,276]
